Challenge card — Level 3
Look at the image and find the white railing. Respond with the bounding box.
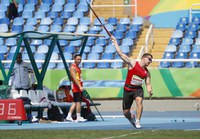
[2,59,200,63]
[145,24,154,53]
[136,45,145,60]
[189,3,200,22]
[89,0,138,21]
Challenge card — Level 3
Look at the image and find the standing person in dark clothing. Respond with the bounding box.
[111,35,153,129]
[8,0,19,20]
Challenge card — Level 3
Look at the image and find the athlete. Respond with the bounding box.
[111,35,153,129]
[66,54,87,122]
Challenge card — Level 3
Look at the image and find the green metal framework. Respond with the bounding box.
[0,31,102,89]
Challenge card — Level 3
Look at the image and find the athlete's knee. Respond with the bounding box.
[123,109,129,116]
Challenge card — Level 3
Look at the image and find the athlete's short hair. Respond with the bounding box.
[74,53,81,59]
[141,53,153,59]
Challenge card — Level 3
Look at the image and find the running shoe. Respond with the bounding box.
[75,116,87,122]
[66,116,74,122]
[135,120,141,129]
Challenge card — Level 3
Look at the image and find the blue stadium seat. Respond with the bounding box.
[132,16,143,26]
[0,53,4,60]
[97,62,110,68]
[102,53,113,60]
[9,46,17,53]
[171,30,183,39]
[26,18,37,26]
[18,4,23,13]
[113,30,123,40]
[64,52,73,60]
[119,18,130,25]
[5,38,17,47]
[69,40,82,47]
[178,17,189,25]
[159,52,174,68]
[0,45,8,54]
[116,24,127,33]
[195,38,200,45]
[63,25,76,32]
[181,38,193,46]
[0,17,10,25]
[47,11,59,19]
[38,4,50,13]
[77,3,88,13]
[48,52,59,69]
[73,11,84,19]
[120,45,130,54]
[0,38,4,45]
[23,45,36,53]
[0,0,10,6]
[121,38,134,47]
[94,17,105,26]
[37,45,49,53]
[11,25,23,33]
[104,24,114,32]
[22,11,33,19]
[31,39,43,46]
[192,45,200,53]
[185,52,199,68]
[130,24,140,32]
[68,0,78,5]
[23,25,35,31]
[67,17,78,26]
[83,46,91,54]
[40,17,52,26]
[51,4,63,13]
[110,62,123,68]
[24,4,35,12]
[42,0,53,5]
[191,16,200,25]
[76,25,89,33]
[90,25,102,32]
[85,38,95,47]
[54,0,65,5]
[87,53,99,60]
[80,17,91,26]
[37,25,49,32]
[178,45,191,53]
[104,44,116,54]
[0,4,7,12]
[18,0,26,5]
[91,45,103,54]
[176,23,186,32]
[34,11,46,19]
[50,25,62,32]
[169,38,181,46]
[165,45,177,53]
[96,38,107,47]
[100,30,110,40]
[64,3,76,13]
[188,23,199,32]
[27,0,38,5]
[171,52,186,68]
[64,45,75,53]
[60,11,72,19]
[53,18,64,25]
[13,17,24,26]
[125,30,137,40]
[58,40,68,47]
[84,62,96,69]
[22,53,30,60]
[108,17,118,26]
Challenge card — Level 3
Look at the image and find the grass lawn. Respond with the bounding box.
[0,130,200,139]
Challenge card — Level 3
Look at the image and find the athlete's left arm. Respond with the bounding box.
[145,70,153,96]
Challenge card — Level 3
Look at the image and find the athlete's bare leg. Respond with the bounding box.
[135,97,143,120]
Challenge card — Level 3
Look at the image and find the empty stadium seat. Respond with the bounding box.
[107,17,118,26]
[176,23,186,32]
[116,24,127,33]
[191,16,200,25]
[119,18,130,25]
[97,62,110,68]
[110,62,123,68]
[67,17,78,26]
[91,45,103,53]
[80,17,91,26]
[94,17,105,26]
[178,17,189,25]
[165,45,177,53]
[178,45,191,53]
[169,38,181,46]
[171,30,183,38]
[132,16,143,26]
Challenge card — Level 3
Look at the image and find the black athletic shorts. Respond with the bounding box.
[73,92,83,102]
[122,86,144,110]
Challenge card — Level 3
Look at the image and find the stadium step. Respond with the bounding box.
[132,28,174,68]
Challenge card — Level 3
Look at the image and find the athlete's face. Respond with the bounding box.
[16,53,22,64]
[143,56,152,66]
[74,56,82,65]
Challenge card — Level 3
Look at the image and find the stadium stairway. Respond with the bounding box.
[92,0,129,19]
[132,28,174,68]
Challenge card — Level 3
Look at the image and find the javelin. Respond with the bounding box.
[86,1,112,37]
